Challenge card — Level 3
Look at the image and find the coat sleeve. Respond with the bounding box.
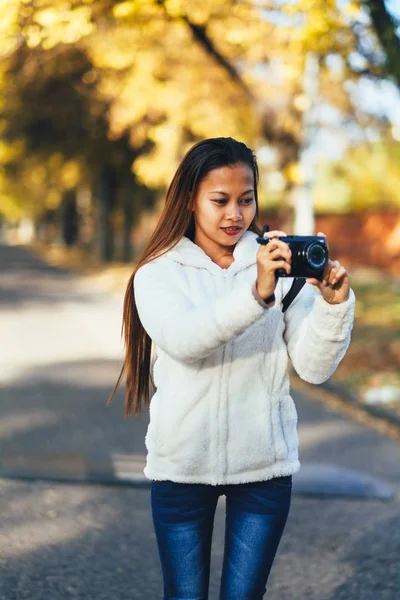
[133,261,265,363]
[283,282,356,384]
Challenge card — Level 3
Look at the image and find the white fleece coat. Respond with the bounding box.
[134,231,356,485]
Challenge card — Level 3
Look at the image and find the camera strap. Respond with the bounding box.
[281,278,306,313]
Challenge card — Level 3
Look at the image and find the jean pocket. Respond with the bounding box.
[151,479,175,487]
[151,480,196,495]
[270,475,292,489]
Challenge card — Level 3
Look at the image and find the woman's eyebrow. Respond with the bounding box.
[209,189,254,196]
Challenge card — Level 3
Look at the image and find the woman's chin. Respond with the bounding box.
[218,230,245,245]
[218,236,238,247]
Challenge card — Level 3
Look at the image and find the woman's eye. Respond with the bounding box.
[213,198,253,205]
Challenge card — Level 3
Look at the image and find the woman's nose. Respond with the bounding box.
[227,206,243,221]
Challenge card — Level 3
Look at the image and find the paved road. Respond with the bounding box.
[0,243,399,599]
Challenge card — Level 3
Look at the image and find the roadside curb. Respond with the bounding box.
[291,373,400,439]
[1,452,395,500]
[0,453,150,488]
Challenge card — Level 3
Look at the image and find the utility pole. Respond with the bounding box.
[294,52,319,235]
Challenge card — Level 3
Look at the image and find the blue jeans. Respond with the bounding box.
[151,476,292,599]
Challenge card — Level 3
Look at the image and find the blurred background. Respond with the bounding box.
[1,3,400,598]
[1,0,399,410]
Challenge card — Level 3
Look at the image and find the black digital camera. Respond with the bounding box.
[256,225,329,280]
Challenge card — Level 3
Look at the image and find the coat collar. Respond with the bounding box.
[164,230,259,275]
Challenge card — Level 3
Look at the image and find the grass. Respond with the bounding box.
[332,278,400,414]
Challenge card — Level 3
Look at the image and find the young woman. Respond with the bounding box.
[109,137,355,599]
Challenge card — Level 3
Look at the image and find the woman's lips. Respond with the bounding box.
[221,227,242,236]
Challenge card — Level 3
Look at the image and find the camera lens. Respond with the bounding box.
[306,242,327,269]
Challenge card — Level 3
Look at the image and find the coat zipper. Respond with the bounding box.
[218,268,229,479]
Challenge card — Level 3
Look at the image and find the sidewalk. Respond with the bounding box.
[1,243,399,599]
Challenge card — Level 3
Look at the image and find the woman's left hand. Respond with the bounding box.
[305,232,350,305]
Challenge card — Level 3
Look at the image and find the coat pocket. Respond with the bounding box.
[272,395,299,460]
[145,392,170,457]
[280,395,299,456]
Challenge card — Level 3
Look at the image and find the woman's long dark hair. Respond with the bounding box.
[108,137,262,416]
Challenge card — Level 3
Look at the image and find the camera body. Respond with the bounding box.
[256,227,329,280]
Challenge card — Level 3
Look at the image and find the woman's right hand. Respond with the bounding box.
[256,230,292,298]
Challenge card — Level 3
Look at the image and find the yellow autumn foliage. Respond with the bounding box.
[0,0,392,220]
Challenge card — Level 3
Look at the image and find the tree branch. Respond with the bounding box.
[364,0,400,88]
[157,1,299,167]
[181,16,254,101]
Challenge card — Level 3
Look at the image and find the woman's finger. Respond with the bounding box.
[331,266,347,286]
[261,238,291,255]
[268,247,292,262]
[326,262,340,280]
[322,260,339,283]
[306,277,321,287]
[324,262,348,289]
[263,230,287,239]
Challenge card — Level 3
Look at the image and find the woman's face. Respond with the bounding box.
[192,162,257,252]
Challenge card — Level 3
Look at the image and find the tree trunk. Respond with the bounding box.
[60,189,79,247]
[97,164,117,262]
[121,171,135,263]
